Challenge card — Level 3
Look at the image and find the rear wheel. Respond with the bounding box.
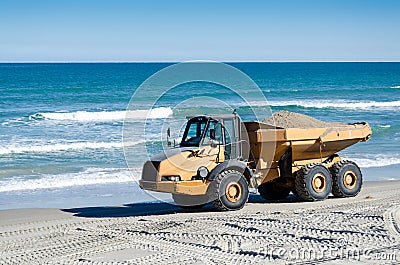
[172,194,207,209]
[330,160,362,198]
[208,169,249,211]
[295,163,332,201]
[258,181,290,200]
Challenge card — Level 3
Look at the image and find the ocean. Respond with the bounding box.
[0,62,399,210]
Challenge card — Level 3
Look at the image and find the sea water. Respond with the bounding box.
[0,62,399,209]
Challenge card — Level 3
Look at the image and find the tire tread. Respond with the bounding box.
[209,169,248,211]
[330,160,362,198]
[295,163,319,201]
[295,163,332,201]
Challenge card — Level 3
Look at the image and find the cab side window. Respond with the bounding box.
[223,119,236,159]
[203,120,223,145]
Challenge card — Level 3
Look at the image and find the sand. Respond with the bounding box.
[1,181,400,264]
[263,110,347,128]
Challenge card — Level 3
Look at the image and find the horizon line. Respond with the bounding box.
[1,60,400,63]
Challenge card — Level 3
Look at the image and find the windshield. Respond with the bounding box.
[180,117,208,147]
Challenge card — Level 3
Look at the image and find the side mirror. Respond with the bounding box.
[210,129,215,140]
[167,127,171,147]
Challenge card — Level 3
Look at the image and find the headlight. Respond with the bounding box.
[165,176,181,181]
[197,166,209,179]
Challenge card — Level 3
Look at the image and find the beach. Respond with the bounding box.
[1,0,400,263]
[0,63,399,264]
[1,180,399,264]
[1,63,400,210]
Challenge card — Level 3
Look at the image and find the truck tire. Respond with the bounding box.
[258,181,290,200]
[295,163,332,201]
[172,194,208,209]
[208,169,249,211]
[330,160,362,198]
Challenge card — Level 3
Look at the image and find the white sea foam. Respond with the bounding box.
[345,155,400,168]
[390,85,400,89]
[29,107,173,122]
[247,100,400,110]
[0,140,143,155]
[0,167,140,192]
[1,117,25,126]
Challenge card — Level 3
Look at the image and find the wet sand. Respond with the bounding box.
[1,180,400,264]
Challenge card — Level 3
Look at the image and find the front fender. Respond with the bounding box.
[208,160,257,188]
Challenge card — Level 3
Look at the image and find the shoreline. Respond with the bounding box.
[1,180,399,264]
[1,174,399,211]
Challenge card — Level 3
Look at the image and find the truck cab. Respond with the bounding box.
[139,113,255,210]
[179,114,243,160]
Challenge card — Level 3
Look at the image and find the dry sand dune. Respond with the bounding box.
[1,181,400,264]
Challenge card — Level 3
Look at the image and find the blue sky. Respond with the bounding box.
[0,0,399,62]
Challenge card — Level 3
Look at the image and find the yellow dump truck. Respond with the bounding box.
[140,112,372,211]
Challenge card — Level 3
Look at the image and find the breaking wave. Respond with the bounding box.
[247,100,400,110]
[346,155,400,168]
[0,140,144,155]
[0,167,139,192]
[29,107,173,121]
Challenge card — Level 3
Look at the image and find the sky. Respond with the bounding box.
[0,0,399,62]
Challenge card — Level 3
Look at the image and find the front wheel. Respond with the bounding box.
[208,169,249,211]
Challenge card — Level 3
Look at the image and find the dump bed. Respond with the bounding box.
[244,122,372,163]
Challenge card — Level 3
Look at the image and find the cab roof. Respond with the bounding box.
[186,114,237,120]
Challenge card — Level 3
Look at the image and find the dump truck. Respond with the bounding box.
[140,111,372,211]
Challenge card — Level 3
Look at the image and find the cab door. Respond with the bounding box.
[223,118,237,159]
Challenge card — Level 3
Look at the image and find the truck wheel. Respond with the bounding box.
[258,181,290,200]
[330,160,362,198]
[208,169,249,211]
[295,163,332,201]
[172,194,207,209]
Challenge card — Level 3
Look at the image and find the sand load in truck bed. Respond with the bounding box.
[263,110,348,129]
[245,110,372,163]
